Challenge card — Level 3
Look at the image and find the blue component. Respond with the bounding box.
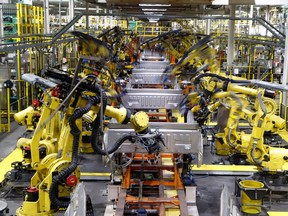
[137,208,147,216]
[182,174,193,186]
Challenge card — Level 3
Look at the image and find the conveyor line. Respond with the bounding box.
[0,148,22,185]
[0,148,111,184]
[268,212,288,216]
[80,172,111,181]
[0,151,259,186]
[192,164,258,175]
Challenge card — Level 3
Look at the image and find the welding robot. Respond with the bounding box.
[192,73,288,172]
[16,32,164,216]
[166,34,288,180]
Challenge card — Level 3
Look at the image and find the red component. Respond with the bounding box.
[24,146,31,150]
[94,71,99,76]
[27,186,38,193]
[51,86,60,97]
[26,187,39,201]
[32,99,40,108]
[66,174,78,187]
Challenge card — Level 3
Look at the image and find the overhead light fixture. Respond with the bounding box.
[212,0,228,4]
[144,12,164,16]
[254,0,288,4]
[98,0,107,3]
[149,18,159,23]
[142,8,167,11]
[74,7,97,10]
[212,0,287,5]
[139,4,171,7]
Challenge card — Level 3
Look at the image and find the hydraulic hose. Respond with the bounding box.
[257,92,267,120]
[251,142,262,165]
[89,82,108,154]
[227,128,236,148]
[87,80,137,155]
[226,93,243,148]
[250,93,267,165]
[194,73,229,85]
[92,132,136,155]
[49,96,99,209]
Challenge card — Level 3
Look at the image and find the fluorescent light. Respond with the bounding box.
[139,4,171,7]
[144,12,164,16]
[255,0,288,4]
[212,0,228,4]
[98,0,107,3]
[149,19,159,23]
[74,7,97,10]
[142,8,167,11]
[212,0,288,5]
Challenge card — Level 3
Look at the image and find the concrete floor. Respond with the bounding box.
[0,124,287,216]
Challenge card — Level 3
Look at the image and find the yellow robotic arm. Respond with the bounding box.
[193,73,288,172]
[14,106,39,132]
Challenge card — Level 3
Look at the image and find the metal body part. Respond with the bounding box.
[129,68,166,85]
[121,88,185,109]
[64,183,87,216]
[137,60,169,69]
[105,122,203,166]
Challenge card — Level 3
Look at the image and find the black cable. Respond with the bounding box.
[86,81,108,154]
[194,73,229,85]
[86,194,94,216]
[85,78,136,155]
[49,96,99,209]
[92,131,136,155]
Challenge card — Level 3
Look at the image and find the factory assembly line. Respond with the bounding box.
[0,2,288,216]
[0,30,286,216]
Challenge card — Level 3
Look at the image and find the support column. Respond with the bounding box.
[43,0,50,34]
[248,5,253,35]
[104,9,107,28]
[227,5,235,72]
[265,6,270,36]
[0,5,3,44]
[69,0,74,30]
[206,18,211,35]
[109,10,113,28]
[86,2,89,31]
[96,6,100,30]
[236,6,241,34]
[51,47,56,67]
[282,22,288,106]
[58,0,62,28]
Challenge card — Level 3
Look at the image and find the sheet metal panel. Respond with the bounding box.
[130,72,164,84]
[121,88,185,109]
[132,68,165,73]
[104,123,203,166]
[137,60,169,69]
[130,68,167,85]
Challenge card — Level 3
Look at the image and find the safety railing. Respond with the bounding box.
[0,33,79,133]
[0,79,31,132]
[16,3,44,37]
[135,24,171,37]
